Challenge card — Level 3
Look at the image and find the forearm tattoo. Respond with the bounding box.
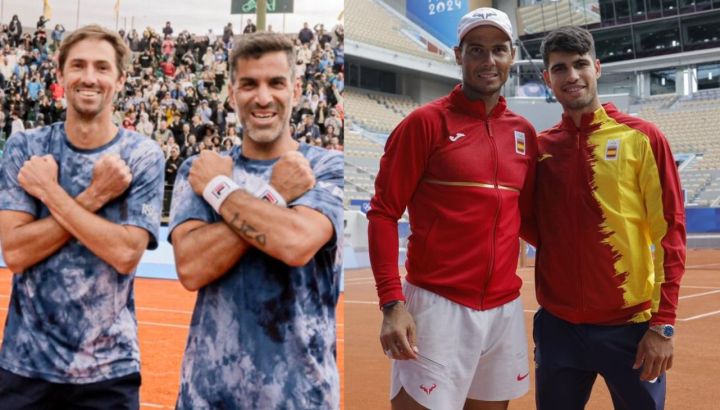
[230,212,267,247]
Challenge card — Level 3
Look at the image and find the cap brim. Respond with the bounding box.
[460,22,512,43]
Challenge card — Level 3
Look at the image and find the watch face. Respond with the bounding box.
[663,326,674,337]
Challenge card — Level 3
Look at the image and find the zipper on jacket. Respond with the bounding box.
[481,119,502,309]
[576,131,584,313]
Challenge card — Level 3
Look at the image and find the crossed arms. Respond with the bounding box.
[170,150,337,291]
[0,153,153,274]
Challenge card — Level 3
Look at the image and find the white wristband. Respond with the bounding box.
[202,175,241,213]
[244,174,287,207]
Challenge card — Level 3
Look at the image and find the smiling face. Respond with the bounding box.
[454,26,514,101]
[57,38,125,121]
[228,51,300,147]
[543,51,601,114]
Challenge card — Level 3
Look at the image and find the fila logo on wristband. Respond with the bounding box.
[203,175,241,214]
[261,190,280,204]
[244,174,288,207]
[212,182,229,199]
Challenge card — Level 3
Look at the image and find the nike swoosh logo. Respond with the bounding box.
[449,133,465,142]
[538,154,553,162]
[517,373,529,381]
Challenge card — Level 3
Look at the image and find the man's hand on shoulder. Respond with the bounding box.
[270,151,315,203]
[188,150,233,195]
[18,155,58,202]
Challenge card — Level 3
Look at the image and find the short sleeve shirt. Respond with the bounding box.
[0,123,165,383]
[169,143,343,409]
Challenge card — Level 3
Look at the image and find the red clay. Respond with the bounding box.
[0,270,345,409]
[346,249,720,409]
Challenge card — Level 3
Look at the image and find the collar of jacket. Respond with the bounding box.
[449,84,507,120]
[560,102,618,132]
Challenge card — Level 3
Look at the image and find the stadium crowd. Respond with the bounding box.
[0,15,344,203]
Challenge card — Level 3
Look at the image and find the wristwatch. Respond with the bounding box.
[649,324,675,339]
[381,300,402,312]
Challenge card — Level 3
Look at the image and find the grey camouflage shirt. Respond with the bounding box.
[0,123,165,383]
[169,143,343,409]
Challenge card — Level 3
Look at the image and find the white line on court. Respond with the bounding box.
[137,307,193,314]
[138,321,188,329]
[686,263,720,269]
[140,403,170,409]
[683,285,720,290]
[678,309,720,321]
[679,289,720,300]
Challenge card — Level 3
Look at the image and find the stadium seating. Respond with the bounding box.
[345,88,421,133]
[346,0,452,63]
[636,90,720,205]
[517,0,600,36]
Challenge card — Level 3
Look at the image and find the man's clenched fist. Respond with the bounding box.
[188,150,233,195]
[270,151,315,202]
[18,155,59,202]
[87,154,133,205]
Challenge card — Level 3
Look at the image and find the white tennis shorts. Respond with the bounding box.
[390,282,529,409]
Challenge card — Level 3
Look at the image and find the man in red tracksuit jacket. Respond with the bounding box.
[533,26,685,410]
[367,8,537,410]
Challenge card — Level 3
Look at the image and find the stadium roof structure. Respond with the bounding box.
[346,0,460,80]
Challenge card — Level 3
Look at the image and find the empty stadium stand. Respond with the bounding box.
[635,89,720,205]
[346,0,452,63]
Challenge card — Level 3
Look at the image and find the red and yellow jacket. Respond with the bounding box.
[535,103,686,325]
[368,85,537,310]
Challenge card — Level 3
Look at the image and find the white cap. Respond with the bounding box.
[457,8,513,44]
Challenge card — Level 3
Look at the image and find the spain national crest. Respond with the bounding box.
[605,139,620,160]
[515,131,526,155]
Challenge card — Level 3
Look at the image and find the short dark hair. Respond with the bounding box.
[58,24,130,76]
[540,26,595,68]
[229,32,296,83]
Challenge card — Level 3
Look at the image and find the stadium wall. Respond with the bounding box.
[401,75,458,104]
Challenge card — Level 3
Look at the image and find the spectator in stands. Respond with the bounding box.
[8,15,21,47]
[51,24,65,51]
[165,145,182,184]
[243,19,256,34]
[162,34,175,59]
[137,112,154,136]
[222,23,234,47]
[532,25,685,410]
[317,26,333,50]
[298,113,320,139]
[163,21,174,37]
[153,119,173,143]
[10,110,23,134]
[168,31,341,409]
[165,135,181,157]
[327,135,342,151]
[0,24,164,409]
[0,13,343,222]
[368,8,535,409]
[333,43,344,74]
[298,22,314,45]
[333,23,344,44]
[324,106,342,133]
[36,16,48,30]
[196,99,212,123]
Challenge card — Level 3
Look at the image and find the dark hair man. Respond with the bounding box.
[533,25,685,410]
[169,32,343,408]
[368,8,537,410]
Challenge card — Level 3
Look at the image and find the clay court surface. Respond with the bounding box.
[346,249,720,409]
[0,270,345,410]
